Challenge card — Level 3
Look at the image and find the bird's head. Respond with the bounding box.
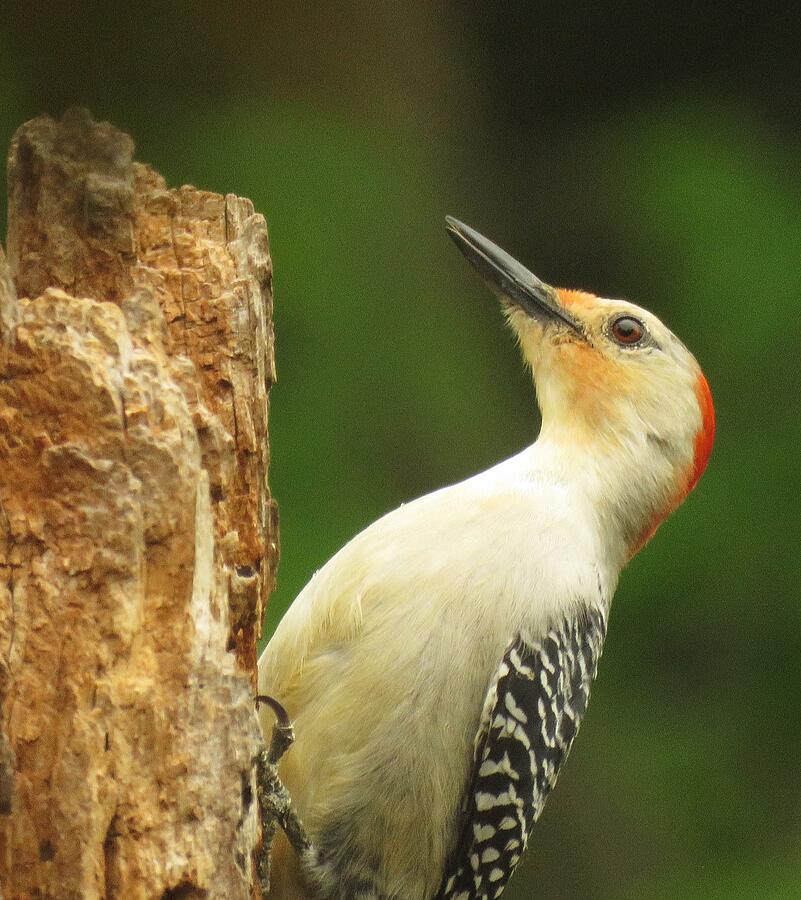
[446,217,715,557]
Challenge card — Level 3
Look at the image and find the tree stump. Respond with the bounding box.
[0,109,278,899]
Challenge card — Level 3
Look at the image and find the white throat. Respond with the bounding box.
[504,424,673,574]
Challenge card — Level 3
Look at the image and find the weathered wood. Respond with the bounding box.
[0,109,278,899]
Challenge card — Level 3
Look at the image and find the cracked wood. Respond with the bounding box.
[0,109,277,899]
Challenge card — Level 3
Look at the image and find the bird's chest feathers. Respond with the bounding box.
[357,483,607,661]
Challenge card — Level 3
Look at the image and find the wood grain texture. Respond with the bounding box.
[0,108,277,899]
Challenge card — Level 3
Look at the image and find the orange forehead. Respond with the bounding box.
[557,288,597,311]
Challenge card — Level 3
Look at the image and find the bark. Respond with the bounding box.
[0,108,278,899]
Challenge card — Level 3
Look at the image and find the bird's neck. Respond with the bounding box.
[517,423,683,568]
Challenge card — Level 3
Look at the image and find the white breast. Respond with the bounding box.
[258,446,614,899]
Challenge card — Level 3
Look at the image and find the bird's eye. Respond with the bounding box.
[609,315,646,346]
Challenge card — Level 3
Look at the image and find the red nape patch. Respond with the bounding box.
[628,371,715,560]
[688,371,715,494]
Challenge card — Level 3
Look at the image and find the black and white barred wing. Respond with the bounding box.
[436,606,607,900]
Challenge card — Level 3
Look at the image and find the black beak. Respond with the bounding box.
[445,216,583,335]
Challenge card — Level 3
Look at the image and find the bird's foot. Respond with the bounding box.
[254,695,313,898]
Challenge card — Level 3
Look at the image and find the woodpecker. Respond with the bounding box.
[258,218,715,900]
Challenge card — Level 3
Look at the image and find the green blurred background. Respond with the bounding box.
[2,4,800,898]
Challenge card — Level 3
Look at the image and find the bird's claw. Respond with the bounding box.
[255,694,296,765]
[254,694,313,898]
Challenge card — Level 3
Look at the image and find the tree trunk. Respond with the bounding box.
[0,108,278,899]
